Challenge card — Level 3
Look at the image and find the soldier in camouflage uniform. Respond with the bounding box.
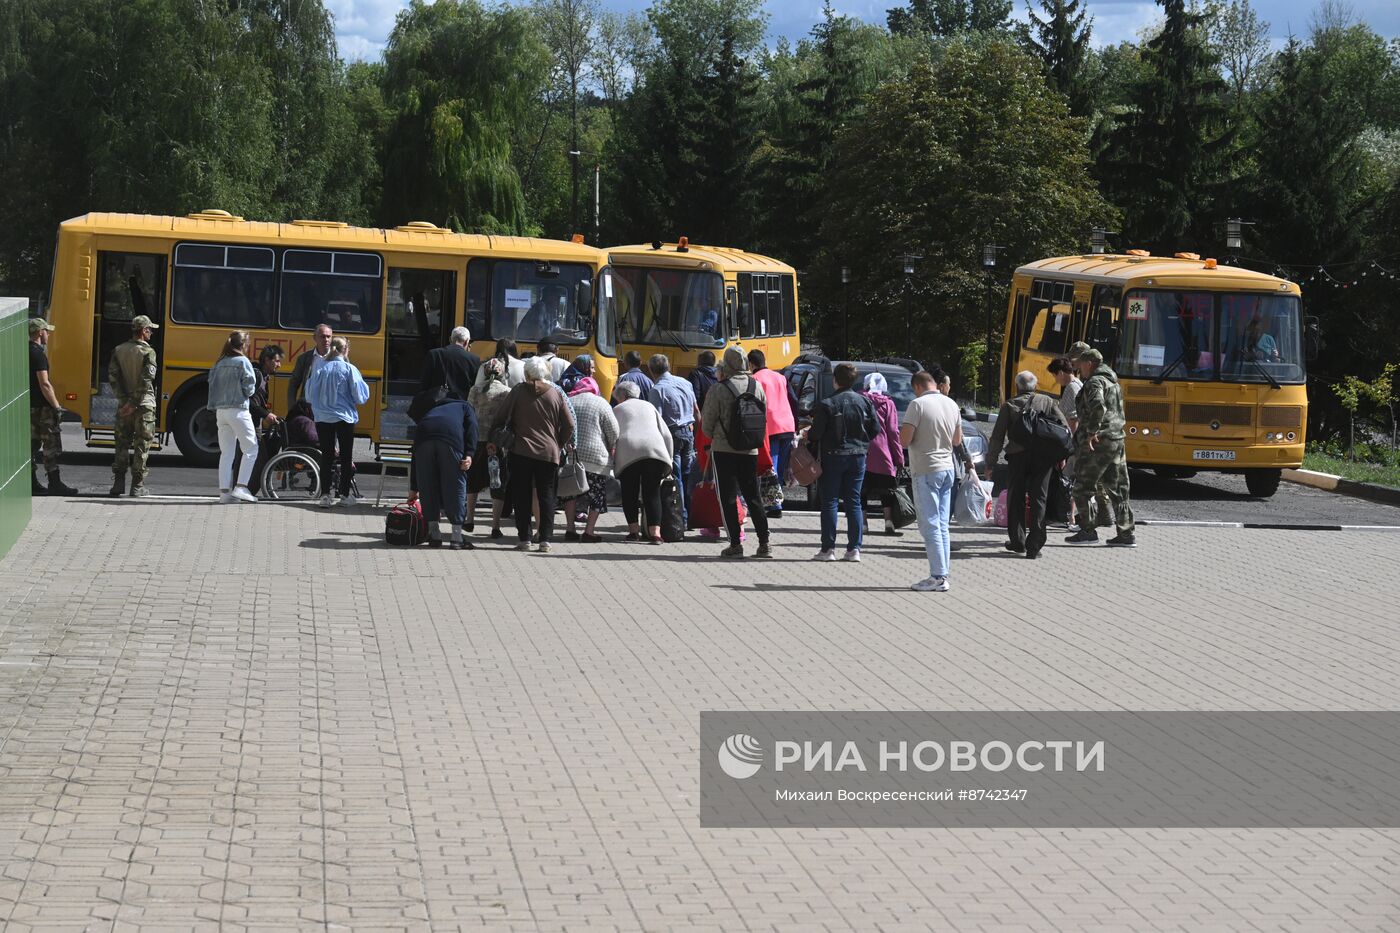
[108,314,160,497]
[1065,347,1136,547]
[28,317,79,496]
[1065,341,1114,530]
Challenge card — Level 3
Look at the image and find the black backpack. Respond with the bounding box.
[726,380,768,449]
[1009,403,1074,462]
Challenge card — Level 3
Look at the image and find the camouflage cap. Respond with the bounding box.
[131,315,160,330]
[1066,341,1091,361]
[28,317,55,334]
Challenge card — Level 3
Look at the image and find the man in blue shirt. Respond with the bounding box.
[616,350,655,396]
[647,353,699,529]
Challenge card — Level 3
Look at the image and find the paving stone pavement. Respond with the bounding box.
[1,496,1398,932]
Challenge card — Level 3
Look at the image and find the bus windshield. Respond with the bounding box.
[1117,290,1304,385]
[488,260,592,345]
[614,267,726,348]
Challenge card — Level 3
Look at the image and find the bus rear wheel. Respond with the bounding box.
[1244,468,1282,498]
[171,389,220,468]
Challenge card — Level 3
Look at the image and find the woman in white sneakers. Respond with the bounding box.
[206,331,259,503]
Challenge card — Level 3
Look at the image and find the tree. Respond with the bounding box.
[810,39,1113,363]
[1209,0,1270,102]
[1021,0,1095,116]
[592,10,652,103]
[534,0,597,236]
[752,5,903,269]
[887,0,1013,37]
[379,0,549,234]
[1097,0,1233,254]
[600,0,767,244]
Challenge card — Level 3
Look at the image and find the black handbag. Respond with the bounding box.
[890,485,918,528]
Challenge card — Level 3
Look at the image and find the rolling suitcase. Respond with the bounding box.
[658,475,686,542]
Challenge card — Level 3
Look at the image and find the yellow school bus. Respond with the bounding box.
[605,240,801,375]
[1001,252,1309,497]
[44,211,614,464]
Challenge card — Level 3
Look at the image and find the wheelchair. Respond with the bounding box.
[259,423,361,501]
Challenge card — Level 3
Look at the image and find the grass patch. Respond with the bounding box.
[1302,451,1400,490]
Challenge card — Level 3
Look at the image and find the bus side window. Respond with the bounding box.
[466,259,490,339]
[737,273,755,339]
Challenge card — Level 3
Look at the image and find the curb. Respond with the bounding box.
[1283,468,1400,508]
[1137,519,1400,532]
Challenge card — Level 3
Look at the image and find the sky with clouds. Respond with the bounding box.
[328,0,1399,63]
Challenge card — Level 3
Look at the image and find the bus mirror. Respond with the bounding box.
[1304,315,1322,361]
[577,280,593,315]
[726,286,738,336]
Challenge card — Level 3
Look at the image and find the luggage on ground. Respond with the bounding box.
[658,475,686,542]
[386,500,428,545]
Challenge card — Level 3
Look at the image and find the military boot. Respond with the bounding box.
[109,474,126,497]
[32,467,46,496]
[46,470,79,496]
[129,481,149,498]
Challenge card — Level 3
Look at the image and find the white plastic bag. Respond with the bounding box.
[959,478,993,526]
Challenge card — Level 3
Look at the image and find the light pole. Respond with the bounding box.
[900,253,922,359]
[981,244,1003,407]
[568,148,582,237]
[1091,227,1117,255]
[1225,218,1253,264]
[840,265,851,359]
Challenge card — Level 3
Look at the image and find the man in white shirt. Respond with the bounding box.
[900,370,963,592]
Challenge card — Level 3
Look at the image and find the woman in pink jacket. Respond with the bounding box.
[860,372,905,535]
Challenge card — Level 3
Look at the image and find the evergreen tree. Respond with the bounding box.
[887,0,1012,37]
[1098,0,1233,254]
[1022,0,1094,116]
[599,0,765,244]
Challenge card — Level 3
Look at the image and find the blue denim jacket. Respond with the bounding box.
[206,355,256,411]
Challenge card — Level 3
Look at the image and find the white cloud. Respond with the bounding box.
[327,0,406,61]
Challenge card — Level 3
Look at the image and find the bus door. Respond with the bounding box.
[382,267,455,443]
[1003,285,1029,402]
[93,252,166,436]
[1088,284,1123,363]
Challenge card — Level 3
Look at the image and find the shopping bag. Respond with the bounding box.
[790,442,822,486]
[958,478,993,526]
[689,461,748,530]
[891,485,918,528]
[993,489,1010,528]
[759,470,784,508]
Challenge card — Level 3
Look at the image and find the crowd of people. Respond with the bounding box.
[30,312,1137,590]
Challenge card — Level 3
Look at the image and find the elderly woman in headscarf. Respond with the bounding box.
[562,371,618,542]
[557,353,597,395]
[860,371,905,536]
[467,357,513,539]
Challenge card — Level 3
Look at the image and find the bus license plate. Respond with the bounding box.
[1192,449,1237,461]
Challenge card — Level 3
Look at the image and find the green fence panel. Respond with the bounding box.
[0,297,32,560]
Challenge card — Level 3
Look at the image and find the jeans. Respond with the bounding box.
[509,453,558,543]
[714,452,769,547]
[216,408,259,491]
[620,459,667,527]
[819,452,866,552]
[416,438,467,528]
[670,427,694,528]
[1007,452,1053,554]
[768,433,794,512]
[316,420,356,497]
[912,469,955,579]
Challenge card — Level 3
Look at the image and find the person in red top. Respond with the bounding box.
[694,418,771,540]
[747,349,797,518]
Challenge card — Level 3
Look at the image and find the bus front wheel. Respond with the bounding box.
[1244,468,1282,498]
[172,389,220,468]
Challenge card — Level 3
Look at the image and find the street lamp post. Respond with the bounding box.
[901,253,922,360]
[568,148,582,237]
[981,244,1003,407]
[841,266,851,359]
[1225,218,1253,264]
